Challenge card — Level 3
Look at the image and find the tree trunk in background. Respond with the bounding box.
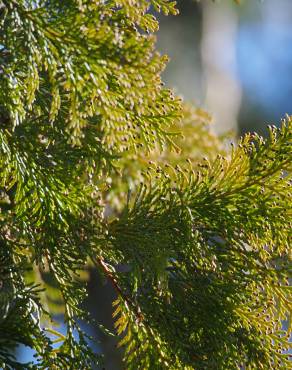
[201,1,241,134]
[86,269,123,370]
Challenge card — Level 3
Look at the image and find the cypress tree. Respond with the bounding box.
[0,1,291,369]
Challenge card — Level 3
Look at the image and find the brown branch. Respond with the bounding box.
[95,256,144,322]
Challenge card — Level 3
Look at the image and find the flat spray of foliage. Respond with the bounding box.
[0,1,291,369]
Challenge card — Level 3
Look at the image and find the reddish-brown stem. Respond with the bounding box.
[96,256,143,322]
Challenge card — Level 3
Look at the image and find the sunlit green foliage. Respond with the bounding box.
[0,1,291,369]
[109,120,291,369]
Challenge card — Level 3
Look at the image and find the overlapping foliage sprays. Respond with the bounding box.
[0,1,291,369]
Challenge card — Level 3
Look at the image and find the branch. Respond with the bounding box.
[95,256,144,323]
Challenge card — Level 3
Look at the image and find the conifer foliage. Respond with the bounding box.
[0,1,291,369]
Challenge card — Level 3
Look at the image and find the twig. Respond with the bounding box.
[95,256,144,322]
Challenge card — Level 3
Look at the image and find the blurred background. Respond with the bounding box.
[18,0,292,368]
[157,0,292,136]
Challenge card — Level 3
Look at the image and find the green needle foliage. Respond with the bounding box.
[0,1,291,369]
